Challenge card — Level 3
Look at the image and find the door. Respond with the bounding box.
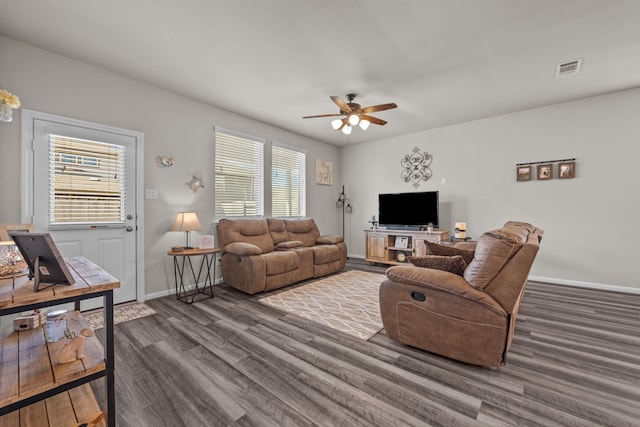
[27,115,139,306]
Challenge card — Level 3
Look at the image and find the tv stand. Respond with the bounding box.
[365,228,450,265]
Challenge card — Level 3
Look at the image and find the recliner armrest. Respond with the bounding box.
[223,242,263,256]
[385,265,506,314]
[316,234,343,244]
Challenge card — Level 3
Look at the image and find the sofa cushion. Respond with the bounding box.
[217,218,274,253]
[262,250,299,275]
[284,219,320,247]
[463,229,524,290]
[425,241,475,265]
[408,255,467,276]
[267,218,288,245]
[312,244,341,264]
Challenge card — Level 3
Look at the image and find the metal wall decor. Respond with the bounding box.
[401,147,432,188]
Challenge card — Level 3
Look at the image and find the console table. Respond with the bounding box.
[365,228,450,265]
[0,256,119,427]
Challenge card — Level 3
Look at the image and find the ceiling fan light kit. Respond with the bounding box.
[303,93,397,134]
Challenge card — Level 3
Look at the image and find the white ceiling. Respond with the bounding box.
[1,0,640,146]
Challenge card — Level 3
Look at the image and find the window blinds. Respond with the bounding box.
[272,145,306,217]
[214,129,264,218]
[49,134,126,226]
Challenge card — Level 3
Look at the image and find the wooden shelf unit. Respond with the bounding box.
[365,228,450,266]
[0,256,119,427]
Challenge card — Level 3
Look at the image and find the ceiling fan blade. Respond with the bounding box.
[360,102,398,114]
[360,114,387,126]
[331,96,352,113]
[302,113,344,119]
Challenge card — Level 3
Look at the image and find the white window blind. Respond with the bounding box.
[214,128,264,219]
[272,144,306,217]
[49,134,126,226]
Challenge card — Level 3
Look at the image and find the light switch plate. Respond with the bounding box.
[145,189,158,199]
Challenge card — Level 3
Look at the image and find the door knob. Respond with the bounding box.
[126,214,134,220]
[126,226,134,232]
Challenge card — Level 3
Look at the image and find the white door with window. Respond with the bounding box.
[23,111,142,306]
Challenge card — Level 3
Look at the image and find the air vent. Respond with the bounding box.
[555,58,583,78]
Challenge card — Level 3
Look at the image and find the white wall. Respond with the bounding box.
[341,88,640,290]
[0,36,340,298]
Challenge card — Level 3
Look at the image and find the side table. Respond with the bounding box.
[167,247,220,304]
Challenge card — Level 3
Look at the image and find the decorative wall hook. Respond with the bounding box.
[401,147,432,188]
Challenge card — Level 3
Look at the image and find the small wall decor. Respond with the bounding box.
[187,176,204,192]
[516,165,532,181]
[516,158,576,182]
[537,163,553,180]
[155,154,174,167]
[558,161,576,179]
[315,159,334,185]
[401,147,432,188]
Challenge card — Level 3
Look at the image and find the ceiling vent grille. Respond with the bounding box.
[556,58,583,78]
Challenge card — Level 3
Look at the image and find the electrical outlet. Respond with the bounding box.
[145,189,158,199]
[441,178,447,186]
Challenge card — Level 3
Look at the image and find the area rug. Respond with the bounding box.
[83,302,156,330]
[258,270,385,340]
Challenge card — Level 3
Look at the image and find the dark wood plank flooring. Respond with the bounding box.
[93,260,640,426]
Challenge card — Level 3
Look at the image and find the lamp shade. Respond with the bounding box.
[359,119,370,130]
[348,114,360,125]
[170,212,204,232]
[342,124,352,135]
[331,119,343,130]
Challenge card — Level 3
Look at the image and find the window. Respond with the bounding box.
[214,128,264,218]
[49,134,126,225]
[272,144,306,217]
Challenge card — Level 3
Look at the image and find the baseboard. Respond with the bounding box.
[348,253,639,295]
[528,275,640,295]
[145,279,223,301]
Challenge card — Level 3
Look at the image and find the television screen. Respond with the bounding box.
[378,191,439,229]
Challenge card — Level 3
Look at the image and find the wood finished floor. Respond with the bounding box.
[93,260,640,426]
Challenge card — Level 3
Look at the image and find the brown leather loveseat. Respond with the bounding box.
[217,218,347,294]
[379,221,543,366]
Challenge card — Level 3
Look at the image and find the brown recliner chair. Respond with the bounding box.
[379,221,543,367]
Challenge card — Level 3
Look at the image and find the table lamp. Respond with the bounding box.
[170,212,204,249]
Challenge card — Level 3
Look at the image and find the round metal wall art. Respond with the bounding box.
[401,147,432,188]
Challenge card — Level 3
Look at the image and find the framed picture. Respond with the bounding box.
[537,163,553,180]
[315,159,334,185]
[199,235,215,249]
[11,233,75,291]
[516,165,532,181]
[395,236,409,249]
[0,223,34,241]
[558,161,576,179]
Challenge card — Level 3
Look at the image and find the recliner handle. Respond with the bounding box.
[411,291,427,302]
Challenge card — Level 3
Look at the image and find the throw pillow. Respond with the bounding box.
[425,241,475,264]
[407,255,468,276]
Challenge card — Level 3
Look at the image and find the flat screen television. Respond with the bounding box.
[378,191,439,230]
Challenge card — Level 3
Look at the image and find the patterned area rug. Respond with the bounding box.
[258,270,385,340]
[83,302,156,330]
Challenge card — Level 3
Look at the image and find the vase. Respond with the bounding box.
[0,103,12,122]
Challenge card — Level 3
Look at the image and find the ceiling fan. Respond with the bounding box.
[303,94,398,134]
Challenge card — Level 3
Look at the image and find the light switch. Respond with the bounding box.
[145,189,158,199]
